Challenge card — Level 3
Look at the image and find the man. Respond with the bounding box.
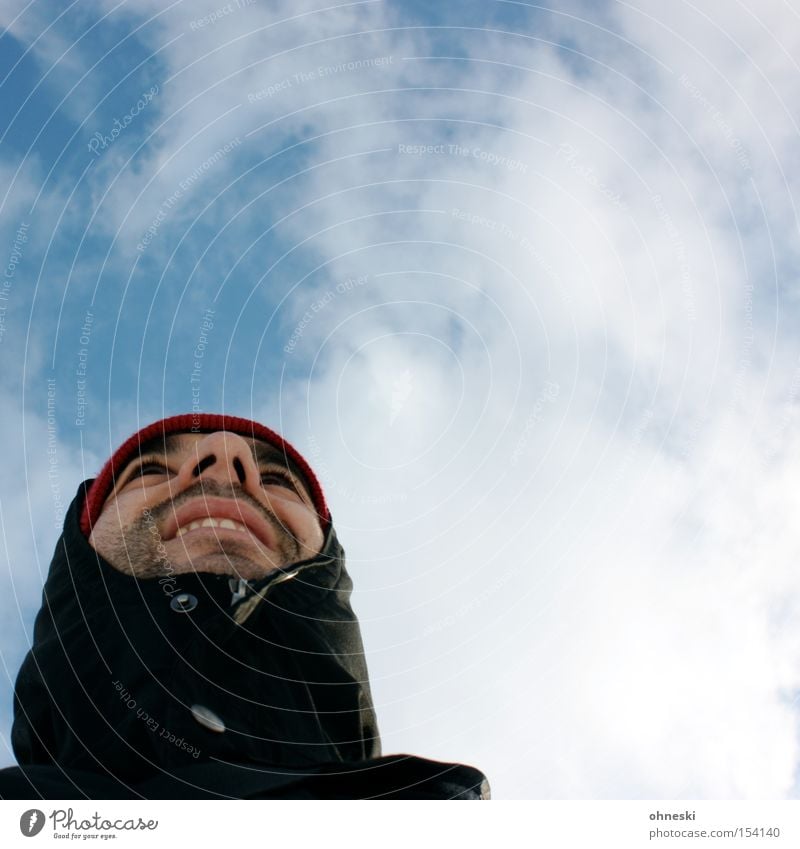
[0,413,489,799]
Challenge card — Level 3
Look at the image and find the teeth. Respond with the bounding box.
[175,517,248,537]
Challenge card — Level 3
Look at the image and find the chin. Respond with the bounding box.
[179,553,281,580]
[170,535,286,579]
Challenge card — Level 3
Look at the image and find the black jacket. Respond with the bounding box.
[0,482,489,799]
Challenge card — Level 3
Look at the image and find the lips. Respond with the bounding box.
[160,496,278,551]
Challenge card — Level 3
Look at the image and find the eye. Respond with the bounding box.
[125,460,171,483]
[259,467,298,492]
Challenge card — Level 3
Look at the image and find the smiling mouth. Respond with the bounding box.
[162,495,279,551]
[175,516,249,538]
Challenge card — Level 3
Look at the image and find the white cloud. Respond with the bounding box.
[257,2,800,798]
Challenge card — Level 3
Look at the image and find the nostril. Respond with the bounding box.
[192,455,216,477]
[233,457,246,484]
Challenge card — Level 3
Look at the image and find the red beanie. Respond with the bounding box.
[80,413,329,537]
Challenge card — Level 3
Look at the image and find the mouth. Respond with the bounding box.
[175,516,248,536]
[160,496,278,551]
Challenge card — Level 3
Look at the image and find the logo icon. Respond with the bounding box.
[19,809,45,837]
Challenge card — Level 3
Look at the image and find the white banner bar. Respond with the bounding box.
[1,800,798,848]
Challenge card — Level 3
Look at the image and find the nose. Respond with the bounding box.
[174,431,263,498]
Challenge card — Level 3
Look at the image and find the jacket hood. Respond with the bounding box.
[11,481,381,782]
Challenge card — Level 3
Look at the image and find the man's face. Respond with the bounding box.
[88,430,325,581]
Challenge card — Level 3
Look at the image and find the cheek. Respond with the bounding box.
[274,501,324,552]
[87,491,151,545]
[303,517,325,554]
[88,504,124,547]
[87,507,129,559]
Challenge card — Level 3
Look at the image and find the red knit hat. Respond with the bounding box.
[80,413,329,537]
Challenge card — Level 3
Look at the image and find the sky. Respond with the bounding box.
[0,0,799,800]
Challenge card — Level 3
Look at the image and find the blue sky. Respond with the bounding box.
[1,0,800,799]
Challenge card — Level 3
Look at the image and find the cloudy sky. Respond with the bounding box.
[1,0,799,799]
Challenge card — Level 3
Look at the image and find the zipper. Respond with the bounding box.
[229,578,248,605]
[231,557,335,624]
